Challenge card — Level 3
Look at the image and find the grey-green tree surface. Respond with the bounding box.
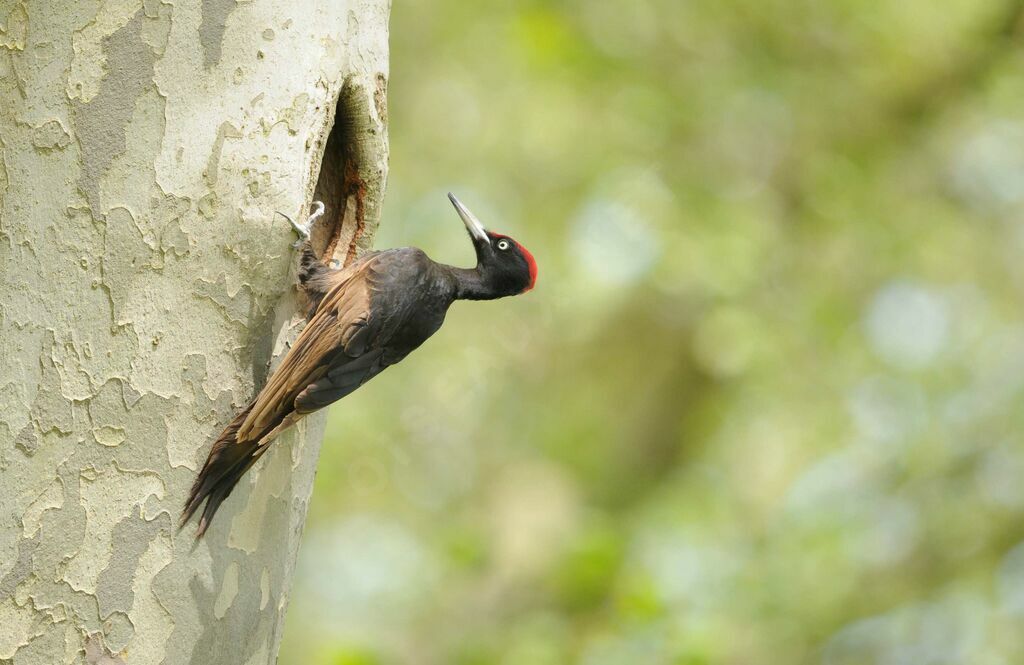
[0,1,389,663]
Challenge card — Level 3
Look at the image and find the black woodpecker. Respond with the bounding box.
[182,194,537,538]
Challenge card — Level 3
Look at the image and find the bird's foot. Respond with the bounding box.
[277,201,325,248]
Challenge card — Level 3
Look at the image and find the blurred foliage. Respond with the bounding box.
[280,0,1024,662]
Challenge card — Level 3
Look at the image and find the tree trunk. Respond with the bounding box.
[0,1,389,663]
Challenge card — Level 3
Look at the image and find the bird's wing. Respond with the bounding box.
[290,249,432,413]
[237,254,386,441]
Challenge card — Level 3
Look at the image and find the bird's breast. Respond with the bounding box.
[368,262,455,364]
[391,290,450,345]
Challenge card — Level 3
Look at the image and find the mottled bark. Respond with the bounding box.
[0,1,389,663]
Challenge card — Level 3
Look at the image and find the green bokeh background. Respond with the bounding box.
[280,1,1024,662]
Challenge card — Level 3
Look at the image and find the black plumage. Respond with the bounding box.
[182,194,536,538]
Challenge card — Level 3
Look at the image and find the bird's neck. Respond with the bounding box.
[450,266,497,301]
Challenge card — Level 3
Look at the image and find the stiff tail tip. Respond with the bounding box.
[180,406,265,540]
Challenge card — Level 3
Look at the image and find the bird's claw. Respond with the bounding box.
[277,201,325,249]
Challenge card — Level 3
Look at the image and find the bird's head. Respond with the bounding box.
[448,193,537,298]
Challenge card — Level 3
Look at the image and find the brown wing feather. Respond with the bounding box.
[237,256,379,441]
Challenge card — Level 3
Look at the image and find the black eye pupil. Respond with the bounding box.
[499,240,508,250]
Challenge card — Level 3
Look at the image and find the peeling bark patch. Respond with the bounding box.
[9,627,64,665]
[30,467,88,576]
[31,120,72,151]
[84,633,126,665]
[205,122,243,186]
[71,9,157,215]
[0,2,27,51]
[87,380,129,448]
[21,477,63,538]
[194,274,256,326]
[100,207,158,319]
[95,511,169,620]
[0,536,39,599]
[199,0,237,70]
[102,611,135,653]
[213,562,238,619]
[14,423,38,456]
[33,332,74,435]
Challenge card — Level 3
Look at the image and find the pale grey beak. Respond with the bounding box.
[448,192,490,244]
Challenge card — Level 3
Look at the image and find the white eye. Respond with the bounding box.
[497,239,510,251]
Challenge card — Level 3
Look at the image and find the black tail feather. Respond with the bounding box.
[181,402,268,539]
